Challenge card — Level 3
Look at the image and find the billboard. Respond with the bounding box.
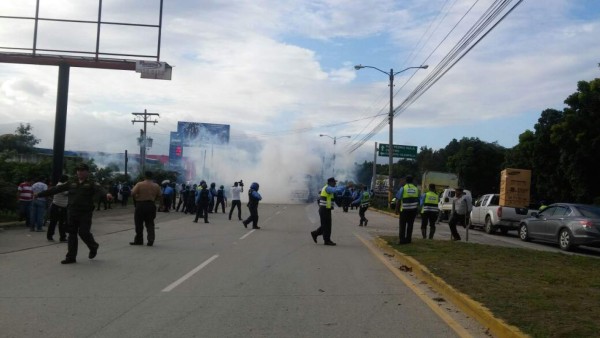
[177,122,230,147]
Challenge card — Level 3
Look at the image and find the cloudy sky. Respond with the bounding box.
[1,0,599,186]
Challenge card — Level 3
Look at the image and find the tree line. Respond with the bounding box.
[355,77,600,205]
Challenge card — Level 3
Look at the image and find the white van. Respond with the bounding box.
[438,188,472,221]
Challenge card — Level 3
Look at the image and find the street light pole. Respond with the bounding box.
[354,64,428,203]
[320,134,351,177]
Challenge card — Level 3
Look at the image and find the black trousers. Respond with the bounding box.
[214,197,226,213]
[243,204,259,228]
[399,208,418,243]
[47,204,67,240]
[66,211,97,260]
[448,213,467,240]
[421,211,438,239]
[314,207,333,242]
[359,204,369,225]
[229,200,242,220]
[194,202,209,223]
[134,201,157,243]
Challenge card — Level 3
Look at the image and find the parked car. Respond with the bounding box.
[518,203,600,251]
[470,193,537,235]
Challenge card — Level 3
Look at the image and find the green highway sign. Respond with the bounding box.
[378,144,418,159]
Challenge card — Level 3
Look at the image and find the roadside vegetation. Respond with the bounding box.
[354,77,600,206]
[382,236,600,338]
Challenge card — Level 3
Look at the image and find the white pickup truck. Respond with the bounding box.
[469,193,537,235]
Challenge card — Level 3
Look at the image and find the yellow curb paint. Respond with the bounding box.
[372,236,529,338]
[355,233,474,338]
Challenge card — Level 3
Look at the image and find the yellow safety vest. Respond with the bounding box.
[318,185,334,209]
[401,183,419,211]
[421,191,439,213]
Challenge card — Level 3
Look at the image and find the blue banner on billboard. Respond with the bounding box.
[177,122,230,147]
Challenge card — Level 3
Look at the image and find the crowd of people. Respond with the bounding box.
[17,167,477,264]
[19,166,264,264]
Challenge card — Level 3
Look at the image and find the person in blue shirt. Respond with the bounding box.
[194,181,212,223]
[311,177,346,246]
[242,182,262,229]
[162,183,174,212]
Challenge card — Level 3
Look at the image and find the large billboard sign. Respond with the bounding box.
[177,122,230,147]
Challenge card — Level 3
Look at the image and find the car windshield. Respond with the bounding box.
[576,205,600,218]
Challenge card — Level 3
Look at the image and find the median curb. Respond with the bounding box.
[374,237,528,338]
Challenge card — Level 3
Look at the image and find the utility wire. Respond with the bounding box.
[348,0,524,153]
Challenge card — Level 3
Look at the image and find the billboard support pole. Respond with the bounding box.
[52,63,69,184]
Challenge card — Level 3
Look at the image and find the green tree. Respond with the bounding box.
[551,79,600,203]
[446,137,506,197]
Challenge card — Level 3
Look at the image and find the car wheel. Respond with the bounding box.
[519,223,530,241]
[484,216,495,234]
[558,228,575,251]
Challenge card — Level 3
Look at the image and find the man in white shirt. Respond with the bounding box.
[228,181,243,221]
[448,187,472,241]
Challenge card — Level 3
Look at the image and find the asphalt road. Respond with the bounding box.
[1,204,496,338]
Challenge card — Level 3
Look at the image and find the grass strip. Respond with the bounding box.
[381,236,600,338]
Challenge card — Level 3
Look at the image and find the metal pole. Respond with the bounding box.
[388,69,394,204]
[52,63,69,185]
[372,142,377,192]
[332,136,336,176]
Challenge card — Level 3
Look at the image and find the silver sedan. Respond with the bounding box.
[518,203,600,251]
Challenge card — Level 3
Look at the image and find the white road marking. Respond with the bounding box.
[161,254,219,292]
[240,229,255,240]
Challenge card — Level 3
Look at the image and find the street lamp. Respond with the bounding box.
[320,134,351,177]
[354,64,428,203]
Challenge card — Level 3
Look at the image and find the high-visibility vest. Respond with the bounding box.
[421,191,439,213]
[361,191,370,207]
[401,184,419,211]
[318,185,334,209]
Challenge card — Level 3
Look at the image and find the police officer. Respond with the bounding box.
[36,163,112,264]
[194,181,211,223]
[394,175,419,244]
[353,184,371,227]
[130,171,162,246]
[242,182,262,229]
[420,183,439,239]
[311,177,345,246]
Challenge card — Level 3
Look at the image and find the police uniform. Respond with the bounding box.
[354,186,371,226]
[242,182,262,229]
[395,178,419,244]
[194,182,211,223]
[420,188,439,239]
[37,163,108,264]
[311,177,343,246]
[130,172,162,246]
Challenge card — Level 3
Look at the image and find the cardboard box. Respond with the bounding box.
[499,168,531,207]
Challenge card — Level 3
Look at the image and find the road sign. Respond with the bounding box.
[378,144,418,159]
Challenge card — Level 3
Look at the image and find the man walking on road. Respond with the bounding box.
[36,163,112,264]
[311,177,345,246]
[395,175,419,244]
[242,182,262,229]
[130,171,162,246]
